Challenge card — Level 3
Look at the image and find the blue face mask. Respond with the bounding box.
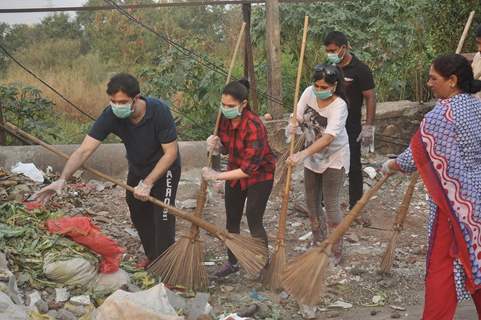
[220,105,242,119]
[312,87,333,100]
[325,46,345,65]
[326,53,341,65]
[110,100,134,119]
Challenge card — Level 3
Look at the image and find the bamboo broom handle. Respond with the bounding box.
[2,122,229,239]
[195,22,247,212]
[278,16,309,239]
[456,11,475,54]
[326,175,390,245]
[212,22,246,147]
[393,172,419,227]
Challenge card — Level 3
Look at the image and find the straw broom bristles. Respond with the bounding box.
[147,233,208,291]
[379,225,401,274]
[224,233,268,275]
[281,175,390,305]
[149,229,268,278]
[262,240,287,290]
[147,185,210,289]
[281,242,330,306]
[379,173,419,274]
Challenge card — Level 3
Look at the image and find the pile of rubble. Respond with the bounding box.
[0,165,222,320]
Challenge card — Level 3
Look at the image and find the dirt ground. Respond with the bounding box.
[24,156,478,319]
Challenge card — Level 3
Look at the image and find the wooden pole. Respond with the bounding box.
[242,3,260,113]
[266,0,283,118]
[279,15,309,241]
[1,122,32,145]
[262,16,308,290]
[0,102,5,145]
[456,11,476,54]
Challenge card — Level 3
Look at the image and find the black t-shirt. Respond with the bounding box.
[88,97,181,177]
[341,54,375,130]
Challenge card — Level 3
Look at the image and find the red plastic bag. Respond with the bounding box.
[46,216,125,273]
[23,199,43,211]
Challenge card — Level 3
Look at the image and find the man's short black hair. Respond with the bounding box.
[106,73,140,98]
[324,31,349,47]
[476,24,481,38]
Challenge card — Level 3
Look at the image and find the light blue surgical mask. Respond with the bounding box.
[326,53,341,65]
[312,87,333,100]
[326,46,346,65]
[220,104,242,119]
[111,101,133,119]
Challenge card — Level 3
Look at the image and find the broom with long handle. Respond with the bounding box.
[147,22,247,290]
[455,10,475,54]
[281,174,390,306]
[379,172,418,273]
[262,16,309,290]
[2,122,267,277]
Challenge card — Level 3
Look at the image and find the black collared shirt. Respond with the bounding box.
[88,97,180,177]
[341,54,375,129]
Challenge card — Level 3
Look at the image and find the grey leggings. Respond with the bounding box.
[304,167,345,240]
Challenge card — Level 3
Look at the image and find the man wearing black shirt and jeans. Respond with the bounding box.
[324,32,377,224]
[33,73,181,266]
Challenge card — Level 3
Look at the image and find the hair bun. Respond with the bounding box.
[238,78,250,90]
[470,79,481,94]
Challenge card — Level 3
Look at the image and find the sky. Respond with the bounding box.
[0,0,86,25]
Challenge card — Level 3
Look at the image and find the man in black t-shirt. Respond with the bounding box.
[33,73,181,266]
[324,31,377,224]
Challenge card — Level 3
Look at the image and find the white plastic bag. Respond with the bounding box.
[0,292,28,320]
[219,314,253,320]
[43,253,97,287]
[95,284,183,320]
[11,162,44,183]
[91,269,130,295]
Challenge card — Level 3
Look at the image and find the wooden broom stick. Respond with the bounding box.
[456,11,475,54]
[379,172,419,273]
[263,15,309,290]
[2,122,267,275]
[282,174,390,305]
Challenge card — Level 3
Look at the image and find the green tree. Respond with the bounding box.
[252,0,438,104]
[424,0,480,55]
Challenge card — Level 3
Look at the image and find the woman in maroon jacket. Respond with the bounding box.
[202,79,276,278]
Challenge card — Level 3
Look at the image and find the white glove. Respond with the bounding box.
[31,178,66,204]
[202,167,220,181]
[287,150,308,166]
[206,135,222,155]
[381,159,398,176]
[285,114,301,143]
[357,125,375,152]
[134,180,153,201]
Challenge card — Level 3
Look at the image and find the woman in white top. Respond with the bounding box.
[287,64,350,265]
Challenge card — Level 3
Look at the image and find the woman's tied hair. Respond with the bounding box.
[432,54,481,94]
[222,79,250,103]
